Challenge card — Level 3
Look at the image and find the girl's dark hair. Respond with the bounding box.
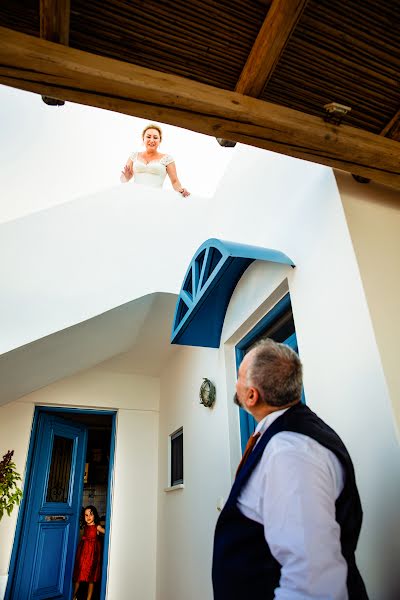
[82,504,101,525]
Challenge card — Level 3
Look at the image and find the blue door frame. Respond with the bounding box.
[6,407,116,600]
[235,294,303,452]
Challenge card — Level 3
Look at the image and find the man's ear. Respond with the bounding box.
[246,387,260,408]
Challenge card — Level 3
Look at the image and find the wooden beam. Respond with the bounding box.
[352,107,400,184]
[40,0,70,45]
[236,0,309,97]
[0,26,399,189]
[381,108,400,142]
[40,0,70,104]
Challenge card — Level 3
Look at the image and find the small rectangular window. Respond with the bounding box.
[170,428,183,486]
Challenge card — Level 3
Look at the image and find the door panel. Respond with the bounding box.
[10,413,87,600]
[31,522,69,596]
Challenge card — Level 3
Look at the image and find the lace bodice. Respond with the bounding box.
[130,152,175,188]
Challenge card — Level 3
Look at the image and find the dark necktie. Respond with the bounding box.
[236,432,261,476]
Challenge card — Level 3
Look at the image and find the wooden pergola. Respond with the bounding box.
[1,0,399,188]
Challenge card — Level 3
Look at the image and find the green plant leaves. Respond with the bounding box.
[0,450,23,521]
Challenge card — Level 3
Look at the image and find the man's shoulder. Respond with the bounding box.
[266,430,323,455]
[263,430,342,470]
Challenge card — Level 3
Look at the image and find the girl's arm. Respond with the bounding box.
[97,524,105,534]
[121,158,134,183]
[166,162,190,197]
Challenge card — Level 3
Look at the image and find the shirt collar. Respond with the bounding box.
[254,407,290,436]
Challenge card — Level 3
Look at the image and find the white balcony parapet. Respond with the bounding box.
[0,184,210,354]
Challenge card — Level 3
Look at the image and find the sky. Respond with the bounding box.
[0,84,236,223]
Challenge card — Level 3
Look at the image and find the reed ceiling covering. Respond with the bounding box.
[0,0,399,188]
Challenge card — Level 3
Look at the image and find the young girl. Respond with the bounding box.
[72,505,105,600]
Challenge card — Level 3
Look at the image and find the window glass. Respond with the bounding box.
[46,435,73,503]
[246,310,295,352]
[170,428,183,486]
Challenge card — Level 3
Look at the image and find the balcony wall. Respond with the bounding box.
[0,184,210,354]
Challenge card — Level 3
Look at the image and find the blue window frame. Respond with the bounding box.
[235,294,304,452]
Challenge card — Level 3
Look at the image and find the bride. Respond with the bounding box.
[120,124,190,197]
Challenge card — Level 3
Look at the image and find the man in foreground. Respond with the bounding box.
[212,339,368,599]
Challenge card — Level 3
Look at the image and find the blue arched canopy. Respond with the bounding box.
[171,238,294,348]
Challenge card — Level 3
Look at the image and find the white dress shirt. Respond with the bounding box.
[237,408,348,600]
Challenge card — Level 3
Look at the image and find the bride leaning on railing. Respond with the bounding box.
[120,123,190,197]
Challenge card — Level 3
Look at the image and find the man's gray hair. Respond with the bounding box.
[247,338,303,407]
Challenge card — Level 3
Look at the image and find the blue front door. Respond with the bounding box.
[9,413,87,600]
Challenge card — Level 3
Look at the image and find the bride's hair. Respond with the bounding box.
[142,123,163,142]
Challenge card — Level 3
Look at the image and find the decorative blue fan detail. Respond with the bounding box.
[171,239,294,348]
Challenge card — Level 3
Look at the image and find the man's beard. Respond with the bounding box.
[233,392,242,407]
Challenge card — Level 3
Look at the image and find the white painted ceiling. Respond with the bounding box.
[0,292,178,406]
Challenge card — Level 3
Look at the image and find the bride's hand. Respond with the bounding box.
[179,188,190,197]
[121,163,133,181]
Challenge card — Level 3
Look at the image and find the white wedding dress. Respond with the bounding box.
[129,152,175,188]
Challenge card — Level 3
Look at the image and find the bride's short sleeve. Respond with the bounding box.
[160,154,175,166]
[129,151,138,161]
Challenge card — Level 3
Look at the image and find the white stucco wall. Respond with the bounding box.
[0,365,160,600]
[155,147,400,600]
[109,408,159,600]
[335,170,400,434]
[156,346,227,600]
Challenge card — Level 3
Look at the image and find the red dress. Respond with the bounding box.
[73,524,102,582]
